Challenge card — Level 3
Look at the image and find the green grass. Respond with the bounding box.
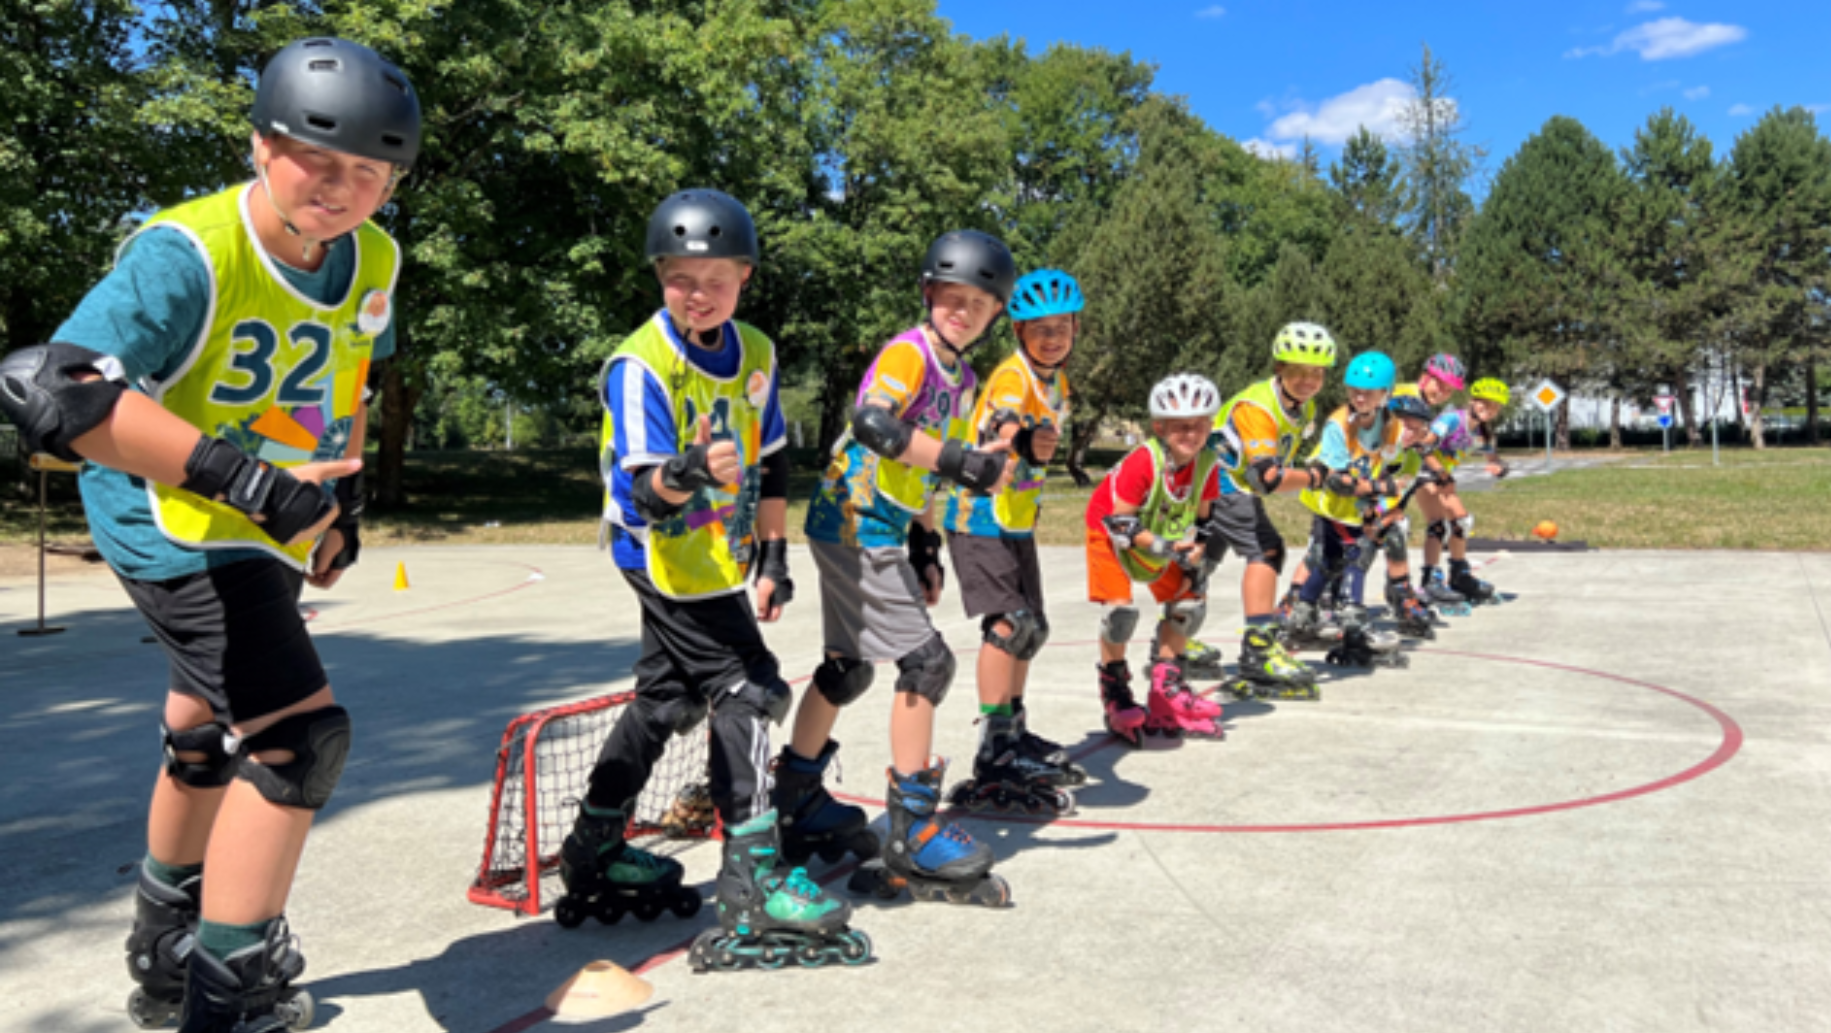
[5,444,1828,552]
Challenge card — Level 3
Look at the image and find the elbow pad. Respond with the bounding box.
[853,405,913,460]
[629,466,685,523]
[0,342,128,462]
[761,450,789,500]
[1102,514,1144,552]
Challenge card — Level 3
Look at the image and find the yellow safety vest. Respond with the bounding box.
[1212,376,1316,495]
[1113,439,1217,583]
[1301,405,1406,524]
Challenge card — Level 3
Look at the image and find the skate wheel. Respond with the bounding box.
[594,901,625,925]
[279,988,315,1031]
[839,929,873,965]
[670,891,702,919]
[797,943,831,968]
[757,944,789,970]
[126,987,174,1030]
[632,899,665,922]
[553,898,586,929]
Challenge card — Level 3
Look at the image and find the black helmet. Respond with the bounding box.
[645,189,760,266]
[921,230,1016,304]
[252,38,422,170]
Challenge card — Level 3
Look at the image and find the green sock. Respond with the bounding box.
[728,809,778,837]
[142,855,202,890]
[197,919,269,961]
[980,703,1014,719]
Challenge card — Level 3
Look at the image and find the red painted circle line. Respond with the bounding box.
[829,644,1744,833]
[484,638,1741,1031]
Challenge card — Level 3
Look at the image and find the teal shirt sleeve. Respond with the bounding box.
[1315,421,1352,470]
[53,228,211,381]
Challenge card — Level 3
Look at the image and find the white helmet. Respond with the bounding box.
[1149,373,1222,420]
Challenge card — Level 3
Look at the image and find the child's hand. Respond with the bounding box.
[1030,425,1060,463]
[276,458,362,546]
[694,415,742,486]
[755,576,790,622]
[307,529,348,589]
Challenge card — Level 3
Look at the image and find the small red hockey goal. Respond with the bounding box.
[469,691,714,916]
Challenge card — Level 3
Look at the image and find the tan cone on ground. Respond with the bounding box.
[544,960,654,1020]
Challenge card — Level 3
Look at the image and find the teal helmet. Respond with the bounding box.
[1344,351,1396,392]
[1008,269,1084,321]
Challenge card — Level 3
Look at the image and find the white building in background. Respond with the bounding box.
[1507,354,1749,433]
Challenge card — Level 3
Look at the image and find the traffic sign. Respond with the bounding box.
[1655,395,1674,415]
[1530,379,1565,413]
[1657,414,1673,429]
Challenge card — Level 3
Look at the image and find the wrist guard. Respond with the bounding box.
[936,439,1004,492]
[753,537,794,608]
[180,437,331,547]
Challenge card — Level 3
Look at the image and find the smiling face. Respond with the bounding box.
[1471,398,1503,424]
[1347,386,1389,416]
[252,133,394,248]
[657,257,751,336]
[1396,413,1432,448]
[1276,361,1328,403]
[1153,416,1210,466]
[926,281,1001,353]
[1016,314,1076,368]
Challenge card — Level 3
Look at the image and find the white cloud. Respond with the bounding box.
[1194,5,1226,18]
[1263,78,1420,146]
[1242,138,1298,161]
[1727,103,1755,116]
[1626,0,1664,11]
[1566,17,1748,61]
[1683,85,1710,100]
[1809,104,1831,115]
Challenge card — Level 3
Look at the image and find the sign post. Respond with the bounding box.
[1530,380,1565,467]
[1655,395,1674,453]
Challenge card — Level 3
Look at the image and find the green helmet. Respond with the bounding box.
[1470,378,1511,405]
[1271,322,1337,368]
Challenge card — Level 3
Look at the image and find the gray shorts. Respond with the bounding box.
[1209,492,1286,566]
[809,538,940,661]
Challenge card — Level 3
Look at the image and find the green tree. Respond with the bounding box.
[1328,126,1411,234]
[1722,107,1831,447]
[1454,116,1626,449]
[1398,43,1483,282]
[1321,227,1438,381]
[1226,241,1333,398]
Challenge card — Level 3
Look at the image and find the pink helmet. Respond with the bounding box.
[1423,353,1467,391]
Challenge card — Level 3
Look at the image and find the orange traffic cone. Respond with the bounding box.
[393,562,410,591]
[544,960,653,1020]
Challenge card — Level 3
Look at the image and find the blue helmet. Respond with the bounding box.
[1387,391,1433,422]
[1008,269,1085,322]
[1345,351,1396,391]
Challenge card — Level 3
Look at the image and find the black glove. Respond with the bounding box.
[327,472,364,570]
[935,439,1005,492]
[1362,473,1399,498]
[907,524,945,593]
[181,437,332,547]
[752,537,794,609]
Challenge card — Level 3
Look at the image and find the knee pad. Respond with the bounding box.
[812,656,875,707]
[1454,514,1474,539]
[1163,597,1206,639]
[1384,517,1410,562]
[714,676,793,726]
[894,635,955,706]
[1023,612,1050,660]
[983,610,1045,661]
[1427,519,1451,545]
[236,706,351,811]
[162,720,240,788]
[1099,604,1139,646]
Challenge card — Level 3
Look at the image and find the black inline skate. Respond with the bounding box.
[125,866,200,1029]
[1385,582,1437,640]
[689,811,871,972]
[947,714,1077,816]
[773,740,882,866]
[1226,625,1320,701]
[850,761,1011,908]
[1011,697,1087,785]
[554,804,701,928]
[1448,559,1502,606]
[1281,598,1342,654]
[1327,604,1407,669]
[175,917,312,1033]
[1422,568,1472,616]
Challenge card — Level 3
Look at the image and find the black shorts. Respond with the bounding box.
[1209,493,1285,566]
[623,568,781,707]
[946,533,1045,619]
[118,559,326,722]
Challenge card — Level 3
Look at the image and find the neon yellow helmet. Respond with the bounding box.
[1470,378,1511,405]
[1271,322,1337,368]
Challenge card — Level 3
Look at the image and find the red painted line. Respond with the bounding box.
[482,635,1742,1033]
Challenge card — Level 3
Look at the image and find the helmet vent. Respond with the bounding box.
[382,73,408,94]
[708,225,722,238]
[381,133,404,147]
[306,115,337,131]
[308,59,341,73]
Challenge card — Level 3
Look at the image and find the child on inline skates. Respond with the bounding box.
[1417,376,1513,610]
[1404,354,1506,611]
[1204,323,1339,700]
[941,269,1085,815]
[792,230,1019,908]
[1084,374,1229,744]
[568,188,866,972]
[1286,351,1414,670]
[0,38,415,1029]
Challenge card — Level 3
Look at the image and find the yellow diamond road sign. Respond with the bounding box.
[1531,379,1565,414]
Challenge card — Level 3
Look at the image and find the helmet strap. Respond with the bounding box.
[256,160,328,265]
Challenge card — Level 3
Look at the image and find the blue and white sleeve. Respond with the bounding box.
[1314,421,1352,470]
[758,366,788,458]
[603,359,677,470]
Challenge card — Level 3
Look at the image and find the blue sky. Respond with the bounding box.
[935,1,1827,181]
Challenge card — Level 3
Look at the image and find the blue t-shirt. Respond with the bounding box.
[601,317,786,570]
[1315,411,1390,472]
[54,225,396,580]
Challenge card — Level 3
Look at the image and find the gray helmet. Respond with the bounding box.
[645,189,760,266]
[921,230,1016,304]
[252,38,422,170]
